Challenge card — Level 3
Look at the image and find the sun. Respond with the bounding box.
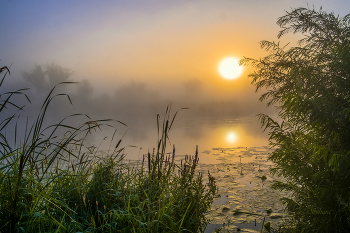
[218,57,243,80]
[227,132,238,143]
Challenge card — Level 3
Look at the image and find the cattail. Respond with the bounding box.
[115,139,121,149]
[148,151,151,174]
[172,144,175,161]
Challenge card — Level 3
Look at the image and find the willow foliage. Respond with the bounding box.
[242,7,350,232]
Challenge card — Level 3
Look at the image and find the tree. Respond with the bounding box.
[241,7,350,232]
[20,63,75,125]
[22,63,73,93]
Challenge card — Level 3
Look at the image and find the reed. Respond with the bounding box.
[0,66,217,232]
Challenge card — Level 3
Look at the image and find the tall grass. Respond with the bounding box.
[0,66,217,232]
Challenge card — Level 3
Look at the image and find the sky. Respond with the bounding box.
[1,0,349,125]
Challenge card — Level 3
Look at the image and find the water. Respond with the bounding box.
[198,149,288,232]
[119,116,270,163]
[97,115,288,232]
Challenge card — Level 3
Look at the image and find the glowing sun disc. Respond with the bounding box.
[227,132,238,143]
[219,57,243,79]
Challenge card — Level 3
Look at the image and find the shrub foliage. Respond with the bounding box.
[242,7,350,232]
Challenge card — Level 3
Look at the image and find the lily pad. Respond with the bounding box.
[270,213,283,219]
[222,207,230,212]
[265,208,273,214]
[232,210,245,216]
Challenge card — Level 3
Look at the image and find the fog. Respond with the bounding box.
[0,62,275,152]
[3,61,274,124]
[1,0,348,152]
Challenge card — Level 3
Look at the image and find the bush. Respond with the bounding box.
[242,7,350,232]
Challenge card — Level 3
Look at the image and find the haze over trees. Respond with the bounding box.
[242,7,350,232]
[15,61,272,145]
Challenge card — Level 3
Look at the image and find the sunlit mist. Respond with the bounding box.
[218,57,243,80]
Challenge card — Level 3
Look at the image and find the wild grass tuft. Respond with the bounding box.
[0,66,217,232]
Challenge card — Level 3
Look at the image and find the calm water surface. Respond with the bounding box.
[120,116,270,163]
[98,115,287,232]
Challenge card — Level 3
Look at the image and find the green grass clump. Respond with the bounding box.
[0,66,217,232]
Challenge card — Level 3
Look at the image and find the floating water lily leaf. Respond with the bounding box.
[233,210,245,216]
[265,208,273,214]
[222,207,230,212]
[270,213,283,219]
[264,222,271,231]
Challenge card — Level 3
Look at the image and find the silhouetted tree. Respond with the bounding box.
[22,63,73,94]
[21,63,75,125]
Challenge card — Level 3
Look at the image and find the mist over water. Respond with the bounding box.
[1,63,274,163]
